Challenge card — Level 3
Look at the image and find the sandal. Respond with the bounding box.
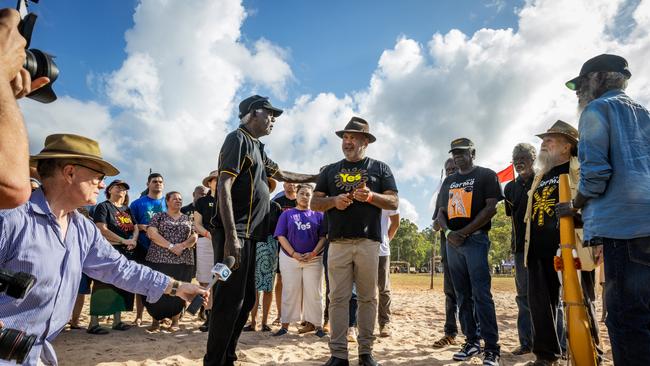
[86,325,109,335]
[112,322,132,331]
[433,335,456,348]
[272,328,288,337]
[261,324,272,332]
[242,324,256,332]
[272,318,281,326]
[68,323,82,330]
[298,322,316,334]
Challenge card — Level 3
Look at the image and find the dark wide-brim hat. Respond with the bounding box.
[565,54,632,91]
[202,170,219,188]
[238,95,283,119]
[536,120,579,145]
[335,117,376,143]
[30,134,120,176]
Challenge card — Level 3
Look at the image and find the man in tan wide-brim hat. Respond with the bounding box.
[0,133,207,365]
[29,133,120,177]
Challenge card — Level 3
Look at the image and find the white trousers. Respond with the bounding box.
[279,251,324,326]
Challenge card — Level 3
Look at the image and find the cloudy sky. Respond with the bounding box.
[19,0,650,229]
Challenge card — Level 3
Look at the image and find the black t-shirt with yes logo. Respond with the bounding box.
[315,157,398,242]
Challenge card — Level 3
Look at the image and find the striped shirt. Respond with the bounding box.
[0,189,170,366]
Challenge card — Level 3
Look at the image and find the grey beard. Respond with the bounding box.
[578,91,595,114]
[536,151,558,176]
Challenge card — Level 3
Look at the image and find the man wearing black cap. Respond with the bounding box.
[436,138,502,366]
[566,54,650,365]
[312,117,399,366]
[204,95,317,366]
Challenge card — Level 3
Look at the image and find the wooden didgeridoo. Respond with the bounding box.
[556,173,598,366]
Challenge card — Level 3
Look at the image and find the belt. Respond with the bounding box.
[469,230,487,236]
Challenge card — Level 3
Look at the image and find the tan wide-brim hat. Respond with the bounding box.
[30,134,120,176]
[536,120,579,145]
[202,170,219,188]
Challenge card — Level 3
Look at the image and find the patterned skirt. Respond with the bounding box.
[255,235,278,292]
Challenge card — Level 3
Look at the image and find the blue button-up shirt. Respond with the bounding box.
[0,190,170,366]
[578,89,650,241]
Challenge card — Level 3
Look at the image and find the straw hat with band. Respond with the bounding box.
[202,170,219,188]
[335,117,376,143]
[30,134,120,176]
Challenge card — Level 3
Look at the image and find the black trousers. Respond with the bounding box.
[203,229,257,366]
[528,256,562,361]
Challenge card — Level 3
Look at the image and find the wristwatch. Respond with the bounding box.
[168,243,175,251]
[170,280,180,296]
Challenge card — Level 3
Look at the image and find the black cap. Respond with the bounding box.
[449,138,475,153]
[106,179,130,191]
[238,95,283,119]
[566,54,631,90]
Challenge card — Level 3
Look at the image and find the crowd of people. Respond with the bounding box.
[0,9,648,364]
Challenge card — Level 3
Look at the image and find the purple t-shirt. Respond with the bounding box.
[274,208,326,254]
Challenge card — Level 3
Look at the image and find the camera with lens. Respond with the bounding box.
[0,268,37,364]
[16,0,58,103]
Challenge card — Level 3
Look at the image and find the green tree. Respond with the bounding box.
[488,202,513,268]
[390,218,430,268]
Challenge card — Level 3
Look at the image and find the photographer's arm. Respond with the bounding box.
[0,9,49,209]
[0,78,29,208]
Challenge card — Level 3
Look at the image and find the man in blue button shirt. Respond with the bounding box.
[0,134,206,366]
[567,54,650,366]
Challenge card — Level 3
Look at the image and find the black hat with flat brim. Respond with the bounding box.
[335,117,376,143]
[238,95,283,119]
[449,138,475,153]
[565,54,631,91]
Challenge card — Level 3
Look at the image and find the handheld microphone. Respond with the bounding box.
[186,256,235,315]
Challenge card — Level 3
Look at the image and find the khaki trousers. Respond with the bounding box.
[328,238,379,359]
[377,255,391,326]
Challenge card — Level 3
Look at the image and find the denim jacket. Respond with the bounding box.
[578,89,650,242]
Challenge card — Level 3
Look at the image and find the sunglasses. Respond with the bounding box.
[73,164,106,184]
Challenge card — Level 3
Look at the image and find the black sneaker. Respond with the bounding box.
[453,342,481,361]
[483,351,500,366]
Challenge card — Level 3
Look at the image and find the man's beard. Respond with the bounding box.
[536,150,562,175]
[577,74,602,114]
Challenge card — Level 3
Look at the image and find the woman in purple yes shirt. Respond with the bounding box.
[273,184,326,337]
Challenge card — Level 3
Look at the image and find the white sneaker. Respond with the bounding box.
[347,327,358,342]
[453,342,481,361]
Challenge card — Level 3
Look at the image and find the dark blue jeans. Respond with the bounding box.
[603,237,650,366]
[514,252,533,349]
[447,232,500,353]
[441,235,459,337]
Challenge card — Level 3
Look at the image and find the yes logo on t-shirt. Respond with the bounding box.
[335,167,367,192]
[447,178,475,219]
[115,211,134,233]
[293,221,312,231]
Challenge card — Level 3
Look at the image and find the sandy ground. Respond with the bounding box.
[54,275,612,365]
